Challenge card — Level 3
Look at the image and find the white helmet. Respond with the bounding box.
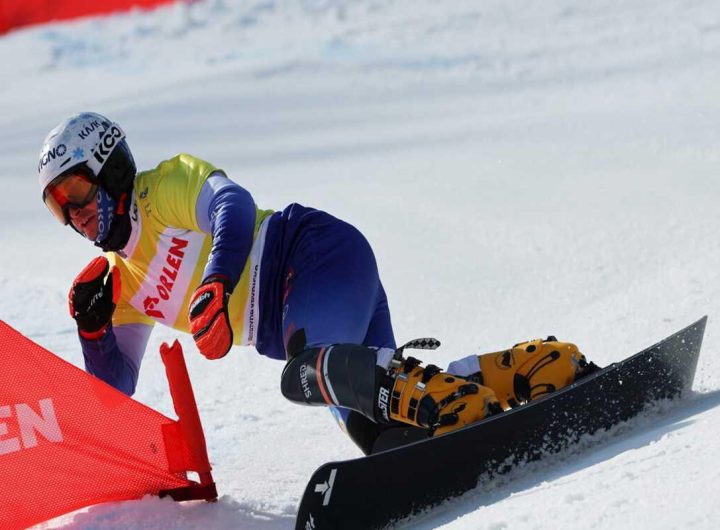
[38,112,136,200]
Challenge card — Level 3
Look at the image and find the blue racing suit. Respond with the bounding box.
[78,155,395,444]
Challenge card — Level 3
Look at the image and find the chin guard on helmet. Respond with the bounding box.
[94,192,133,252]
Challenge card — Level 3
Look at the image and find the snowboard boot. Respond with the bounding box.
[280,335,502,439]
[449,337,600,409]
[379,353,503,436]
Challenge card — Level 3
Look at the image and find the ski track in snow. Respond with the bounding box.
[1,0,720,528]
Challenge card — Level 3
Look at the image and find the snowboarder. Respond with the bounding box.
[38,112,597,454]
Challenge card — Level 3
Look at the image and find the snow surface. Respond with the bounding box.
[1,0,720,528]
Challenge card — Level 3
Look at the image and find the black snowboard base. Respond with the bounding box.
[295,317,707,530]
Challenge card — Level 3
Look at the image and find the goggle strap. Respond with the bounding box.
[85,123,126,176]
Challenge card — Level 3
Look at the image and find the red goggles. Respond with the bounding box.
[42,171,98,225]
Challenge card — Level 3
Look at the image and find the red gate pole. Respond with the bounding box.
[159,340,218,501]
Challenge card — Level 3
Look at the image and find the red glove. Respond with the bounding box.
[188,277,233,360]
[69,256,121,340]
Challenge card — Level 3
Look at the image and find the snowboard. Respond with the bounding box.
[295,317,707,530]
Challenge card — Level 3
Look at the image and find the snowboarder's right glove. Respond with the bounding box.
[68,256,120,340]
[188,276,233,360]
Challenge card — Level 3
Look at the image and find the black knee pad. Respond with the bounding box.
[280,343,380,421]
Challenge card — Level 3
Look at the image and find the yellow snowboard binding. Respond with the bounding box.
[473,337,597,409]
[381,339,502,436]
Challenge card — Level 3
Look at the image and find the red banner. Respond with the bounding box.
[0,321,215,529]
[0,0,179,34]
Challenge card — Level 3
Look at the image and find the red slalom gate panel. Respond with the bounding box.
[0,0,179,34]
[0,321,215,530]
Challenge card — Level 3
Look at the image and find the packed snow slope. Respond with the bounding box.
[1,0,720,528]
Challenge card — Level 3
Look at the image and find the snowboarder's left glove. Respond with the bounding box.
[68,256,120,340]
[188,276,233,360]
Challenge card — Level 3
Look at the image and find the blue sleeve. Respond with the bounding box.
[196,174,256,290]
[79,323,151,396]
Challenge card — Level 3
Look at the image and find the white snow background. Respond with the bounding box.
[1,0,720,528]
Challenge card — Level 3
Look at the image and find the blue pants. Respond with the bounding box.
[257,205,396,443]
[258,204,396,357]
